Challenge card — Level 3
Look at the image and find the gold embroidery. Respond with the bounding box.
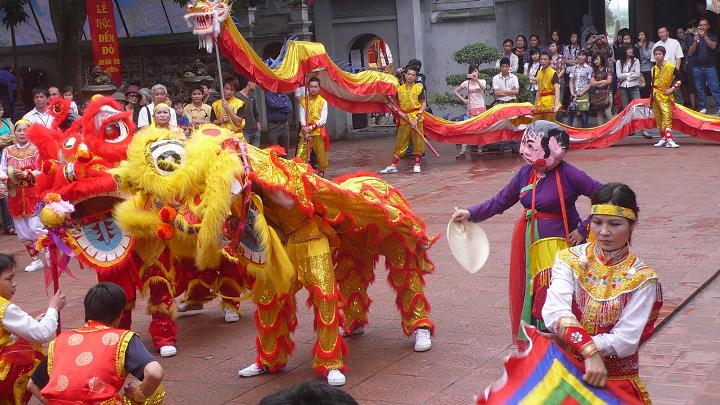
[101,332,120,346]
[561,244,657,301]
[88,376,107,393]
[75,351,93,367]
[55,374,69,391]
[67,333,84,346]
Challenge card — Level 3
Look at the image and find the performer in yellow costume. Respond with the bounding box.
[112,124,438,388]
[533,52,561,122]
[380,65,427,174]
[650,46,682,148]
[211,76,245,134]
[296,77,330,177]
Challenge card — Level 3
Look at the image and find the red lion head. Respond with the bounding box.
[27,96,136,270]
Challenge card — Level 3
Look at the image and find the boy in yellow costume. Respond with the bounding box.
[533,52,561,122]
[211,76,245,134]
[651,46,682,148]
[380,65,427,174]
[296,77,330,177]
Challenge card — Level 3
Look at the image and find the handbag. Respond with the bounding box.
[576,93,590,111]
[591,89,611,110]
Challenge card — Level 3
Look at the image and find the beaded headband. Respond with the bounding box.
[591,204,636,220]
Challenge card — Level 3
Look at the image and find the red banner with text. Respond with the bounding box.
[86,0,122,85]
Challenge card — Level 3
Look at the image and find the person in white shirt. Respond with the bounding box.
[0,253,66,402]
[21,88,54,128]
[137,84,177,128]
[495,38,519,73]
[542,183,660,401]
[615,45,641,108]
[492,58,520,152]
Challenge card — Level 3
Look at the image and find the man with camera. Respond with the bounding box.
[689,17,720,114]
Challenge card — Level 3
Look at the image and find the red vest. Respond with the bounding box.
[3,143,40,217]
[41,321,134,404]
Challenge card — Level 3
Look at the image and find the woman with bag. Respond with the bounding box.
[567,50,592,128]
[590,53,613,125]
[616,45,642,108]
[453,64,486,159]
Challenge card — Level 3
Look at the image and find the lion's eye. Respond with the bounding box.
[150,140,185,176]
[104,122,129,143]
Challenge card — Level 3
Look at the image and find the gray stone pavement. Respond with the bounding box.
[3,133,718,404]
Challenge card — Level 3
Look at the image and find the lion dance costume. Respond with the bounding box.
[111,124,437,385]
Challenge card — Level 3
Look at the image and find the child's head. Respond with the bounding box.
[62,86,75,101]
[0,254,17,300]
[84,282,127,326]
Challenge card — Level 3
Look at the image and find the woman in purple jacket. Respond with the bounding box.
[451,120,601,344]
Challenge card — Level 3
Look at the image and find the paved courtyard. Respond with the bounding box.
[4,133,719,404]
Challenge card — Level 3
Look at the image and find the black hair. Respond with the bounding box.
[84,282,127,324]
[237,74,250,90]
[503,38,514,46]
[224,76,240,92]
[407,58,422,69]
[585,32,594,42]
[654,45,667,56]
[516,34,527,46]
[569,32,579,43]
[259,381,359,405]
[307,76,321,85]
[541,126,570,157]
[549,40,560,50]
[468,64,479,74]
[578,49,589,57]
[621,44,636,63]
[404,65,419,74]
[591,182,639,222]
[699,17,712,28]
[658,25,670,33]
[592,52,607,70]
[499,57,511,67]
[529,47,540,56]
[539,51,551,59]
[529,34,539,41]
[32,87,50,98]
[0,253,16,275]
[190,85,204,94]
[62,86,74,95]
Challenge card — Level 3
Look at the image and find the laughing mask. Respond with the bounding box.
[519,120,570,172]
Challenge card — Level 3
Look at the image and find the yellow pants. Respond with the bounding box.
[296,134,328,170]
[652,98,672,131]
[533,112,557,122]
[393,121,426,157]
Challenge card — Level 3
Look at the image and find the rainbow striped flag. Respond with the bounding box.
[477,324,644,405]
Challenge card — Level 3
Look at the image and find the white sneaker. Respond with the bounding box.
[159,345,177,357]
[666,139,679,148]
[379,165,398,174]
[24,259,44,273]
[340,326,365,337]
[412,165,421,173]
[224,308,240,323]
[700,108,707,114]
[327,369,346,386]
[177,303,204,312]
[414,328,432,352]
[238,363,267,377]
[653,139,667,147]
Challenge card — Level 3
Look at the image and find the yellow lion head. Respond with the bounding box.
[111,125,245,268]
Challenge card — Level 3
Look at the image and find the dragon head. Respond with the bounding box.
[112,124,249,269]
[26,96,135,270]
[184,0,231,53]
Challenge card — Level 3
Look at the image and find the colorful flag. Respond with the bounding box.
[476,324,644,405]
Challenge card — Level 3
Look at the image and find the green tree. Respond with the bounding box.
[49,0,86,90]
[429,42,530,109]
[0,0,29,71]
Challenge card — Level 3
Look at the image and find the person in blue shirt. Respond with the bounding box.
[265,91,293,157]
